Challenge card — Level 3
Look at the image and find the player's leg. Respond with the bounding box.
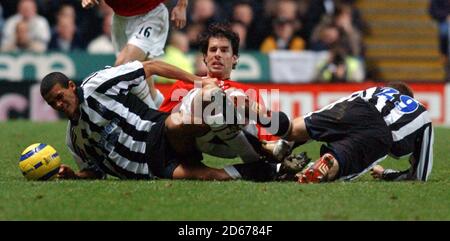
[172,161,284,182]
[164,108,282,169]
[285,116,311,143]
[180,85,260,162]
[297,99,393,183]
[164,116,309,182]
[297,152,339,183]
[172,162,232,181]
[112,5,169,106]
[261,139,294,162]
[111,14,160,107]
[164,108,300,182]
[113,4,169,65]
[164,111,210,163]
[115,44,148,65]
[187,85,263,163]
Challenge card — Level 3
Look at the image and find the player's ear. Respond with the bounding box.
[68,80,77,90]
[232,55,238,66]
[232,55,238,68]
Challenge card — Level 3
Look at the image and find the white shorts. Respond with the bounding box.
[111,3,169,58]
[179,88,259,158]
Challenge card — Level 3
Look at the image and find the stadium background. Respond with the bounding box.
[0,0,449,221]
[0,0,449,124]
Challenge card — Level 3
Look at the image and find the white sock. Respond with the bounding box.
[276,163,281,173]
[213,127,260,163]
[206,113,260,163]
[224,165,242,179]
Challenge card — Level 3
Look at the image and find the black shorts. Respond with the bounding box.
[146,111,203,179]
[304,98,393,179]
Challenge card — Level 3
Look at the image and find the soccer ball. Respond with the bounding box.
[19,143,61,181]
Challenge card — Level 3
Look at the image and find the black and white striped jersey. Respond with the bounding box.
[66,61,167,179]
[353,86,434,181]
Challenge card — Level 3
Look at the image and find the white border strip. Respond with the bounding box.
[446,83,450,125]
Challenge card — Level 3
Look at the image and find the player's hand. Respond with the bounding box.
[370,165,385,179]
[200,77,219,88]
[171,5,187,29]
[57,164,77,179]
[81,0,99,9]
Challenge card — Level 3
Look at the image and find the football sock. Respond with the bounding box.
[205,92,261,163]
[209,121,261,163]
[257,111,292,138]
[223,165,242,179]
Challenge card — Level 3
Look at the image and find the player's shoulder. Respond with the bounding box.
[171,80,194,90]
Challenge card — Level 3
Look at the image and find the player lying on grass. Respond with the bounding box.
[275,82,434,183]
[40,59,304,181]
[159,23,293,166]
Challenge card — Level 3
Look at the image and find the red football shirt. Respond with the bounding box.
[105,0,165,17]
[159,80,277,141]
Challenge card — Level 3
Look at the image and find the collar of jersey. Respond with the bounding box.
[71,87,85,124]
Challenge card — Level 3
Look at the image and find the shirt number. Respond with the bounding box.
[376,87,419,114]
[138,26,152,38]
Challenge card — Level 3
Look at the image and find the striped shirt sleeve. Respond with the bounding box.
[65,122,87,170]
[65,122,106,178]
[82,61,146,97]
[383,123,434,181]
[413,124,434,181]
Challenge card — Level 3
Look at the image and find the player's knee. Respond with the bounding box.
[165,113,185,133]
[114,54,127,66]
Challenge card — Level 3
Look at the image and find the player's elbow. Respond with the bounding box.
[142,60,163,77]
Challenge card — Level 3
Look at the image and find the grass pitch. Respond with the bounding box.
[0,121,449,220]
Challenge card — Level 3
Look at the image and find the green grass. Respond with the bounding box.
[1,121,449,220]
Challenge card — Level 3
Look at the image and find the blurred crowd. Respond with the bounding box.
[0,0,369,82]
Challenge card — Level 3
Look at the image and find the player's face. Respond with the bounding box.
[204,37,238,79]
[44,81,80,120]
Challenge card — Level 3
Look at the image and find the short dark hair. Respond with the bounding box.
[386,81,414,98]
[198,23,240,68]
[40,72,70,97]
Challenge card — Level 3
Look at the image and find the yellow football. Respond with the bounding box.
[19,143,61,181]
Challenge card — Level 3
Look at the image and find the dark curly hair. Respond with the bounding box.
[198,23,240,69]
[40,72,70,97]
[386,81,414,98]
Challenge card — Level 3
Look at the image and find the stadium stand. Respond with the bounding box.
[0,0,447,83]
[358,0,445,81]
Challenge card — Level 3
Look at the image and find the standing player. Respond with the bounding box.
[81,0,189,109]
[278,82,434,183]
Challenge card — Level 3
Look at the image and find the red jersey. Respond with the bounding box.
[159,80,277,141]
[105,0,165,17]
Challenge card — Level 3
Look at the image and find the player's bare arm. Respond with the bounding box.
[58,164,100,180]
[81,0,100,9]
[370,164,413,181]
[142,60,199,83]
[171,0,188,29]
[370,165,384,179]
[141,60,217,86]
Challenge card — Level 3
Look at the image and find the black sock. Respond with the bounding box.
[258,111,291,137]
[231,162,277,182]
